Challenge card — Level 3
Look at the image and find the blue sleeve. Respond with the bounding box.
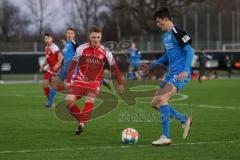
[183,44,193,71]
[149,53,168,69]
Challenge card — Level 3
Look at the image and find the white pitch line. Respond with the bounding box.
[171,103,240,110]
[0,93,65,99]
[0,140,240,154]
[169,93,189,102]
[1,92,239,110]
[0,92,189,103]
[129,85,158,92]
[138,101,240,110]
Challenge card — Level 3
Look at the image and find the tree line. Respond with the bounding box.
[0,0,238,42]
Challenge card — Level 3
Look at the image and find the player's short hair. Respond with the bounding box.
[44,33,52,37]
[154,7,172,20]
[66,27,76,34]
[88,25,102,33]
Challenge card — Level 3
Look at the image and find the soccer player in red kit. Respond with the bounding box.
[65,26,124,135]
[39,33,63,107]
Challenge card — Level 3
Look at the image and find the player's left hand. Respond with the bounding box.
[61,40,66,46]
[39,67,44,73]
[178,71,188,82]
[53,64,60,71]
[117,84,124,94]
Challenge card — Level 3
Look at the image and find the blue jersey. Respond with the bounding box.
[58,40,79,81]
[62,40,76,63]
[149,26,193,90]
[129,48,141,63]
[150,26,193,76]
[164,31,190,76]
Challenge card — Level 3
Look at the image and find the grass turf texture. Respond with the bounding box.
[0,79,240,160]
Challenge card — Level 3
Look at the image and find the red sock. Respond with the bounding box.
[69,104,81,122]
[43,87,49,99]
[80,102,94,125]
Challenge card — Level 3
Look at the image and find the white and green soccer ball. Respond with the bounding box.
[121,128,139,144]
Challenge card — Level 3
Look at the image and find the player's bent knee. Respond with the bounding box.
[151,97,166,109]
[43,80,49,87]
[65,100,73,108]
[85,93,96,103]
[151,98,160,109]
[50,77,61,89]
[65,95,76,108]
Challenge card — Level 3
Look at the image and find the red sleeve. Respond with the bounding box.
[55,50,61,54]
[111,63,123,85]
[66,60,78,83]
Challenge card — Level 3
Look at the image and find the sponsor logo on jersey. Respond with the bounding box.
[182,35,190,43]
[164,33,174,50]
[86,58,102,64]
[168,34,172,42]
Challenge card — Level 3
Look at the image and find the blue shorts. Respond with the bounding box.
[129,62,140,70]
[160,74,190,91]
[57,60,72,81]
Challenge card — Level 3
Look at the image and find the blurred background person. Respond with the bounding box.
[127,41,141,80]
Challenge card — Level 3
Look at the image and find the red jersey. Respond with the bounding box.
[45,43,61,72]
[70,43,122,84]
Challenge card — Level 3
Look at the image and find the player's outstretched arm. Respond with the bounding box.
[111,63,124,94]
[106,50,124,94]
[140,53,168,74]
[149,53,168,70]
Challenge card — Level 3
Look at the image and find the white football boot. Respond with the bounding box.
[182,117,192,139]
[152,135,172,146]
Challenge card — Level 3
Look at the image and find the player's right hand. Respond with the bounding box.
[140,63,149,74]
[53,64,60,72]
[178,71,188,82]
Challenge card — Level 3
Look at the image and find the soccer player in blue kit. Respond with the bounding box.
[141,7,193,146]
[127,41,141,80]
[48,28,77,108]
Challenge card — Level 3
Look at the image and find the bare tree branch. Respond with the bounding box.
[25,0,55,38]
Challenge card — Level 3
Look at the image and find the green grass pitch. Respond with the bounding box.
[0,79,240,160]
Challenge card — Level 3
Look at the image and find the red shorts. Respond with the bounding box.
[68,81,100,98]
[43,70,58,80]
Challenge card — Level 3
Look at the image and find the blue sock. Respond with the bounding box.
[159,104,170,138]
[48,88,56,108]
[169,105,187,124]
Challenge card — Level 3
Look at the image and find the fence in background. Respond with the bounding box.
[0,50,240,74]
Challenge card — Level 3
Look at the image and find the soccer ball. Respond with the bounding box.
[121,128,139,144]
